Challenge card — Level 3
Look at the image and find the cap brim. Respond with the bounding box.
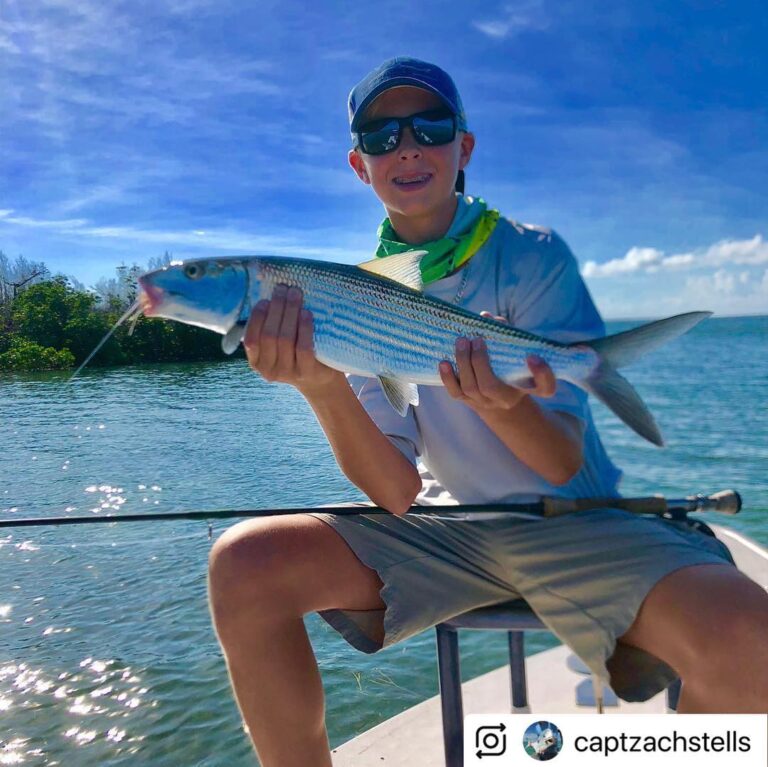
[350,76,457,131]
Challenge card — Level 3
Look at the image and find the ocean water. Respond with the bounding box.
[1,315,766,766]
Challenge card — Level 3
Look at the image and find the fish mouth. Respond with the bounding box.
[138,277,164,316]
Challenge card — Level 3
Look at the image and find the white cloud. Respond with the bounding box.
[660,253,694,269]
[581,236,768,318]
[473,2,549,39]
[583,247,662,277]
[0,31,20,54]
[56,183,139,215]
[474,20,515,39]
[686,269,736,296]
[0,212,88,229]
[699,235,768,267]
[582,235,768,278]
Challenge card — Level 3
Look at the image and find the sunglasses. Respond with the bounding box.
[355,108,457,156]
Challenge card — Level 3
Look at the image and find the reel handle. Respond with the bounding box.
[693,489,741,515]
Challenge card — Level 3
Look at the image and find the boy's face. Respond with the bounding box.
[348,86,475,221]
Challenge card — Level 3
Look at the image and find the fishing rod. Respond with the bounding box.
[0,490,741,530]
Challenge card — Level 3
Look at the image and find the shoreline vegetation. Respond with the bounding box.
[0,251,236,373]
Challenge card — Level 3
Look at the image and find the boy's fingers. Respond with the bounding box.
[527,355,557,397]
[470,338,511,406]
[454,337,480,398]
[243,300,269,369]
[259,284,287,372]
[296,309,316,373]
[275,287,302,377]
[279,287,302,339]
[439,360,465,400]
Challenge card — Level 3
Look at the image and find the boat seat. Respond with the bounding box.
[434,598,681,767]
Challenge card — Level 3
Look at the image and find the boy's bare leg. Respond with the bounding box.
[616,563,768,712]
[208,515,386,767]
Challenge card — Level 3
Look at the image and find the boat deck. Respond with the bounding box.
[332,523,768,766]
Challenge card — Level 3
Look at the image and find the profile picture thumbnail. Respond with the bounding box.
[523,720,563,761]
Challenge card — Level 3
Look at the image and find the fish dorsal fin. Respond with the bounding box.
[378,376,419,416]
[357,250,426,291]
[222,321,246,355]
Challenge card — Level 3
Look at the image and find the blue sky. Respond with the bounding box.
[2,0,766,318]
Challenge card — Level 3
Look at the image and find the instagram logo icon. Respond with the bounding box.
[475,722,507,758]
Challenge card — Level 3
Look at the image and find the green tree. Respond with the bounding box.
[11,277,122,365]
[0,337,75,372]
[114,315,229,363]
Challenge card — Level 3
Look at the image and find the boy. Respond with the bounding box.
[208,58,768,767]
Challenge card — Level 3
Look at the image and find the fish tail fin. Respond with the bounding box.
[582,363,664,446]
[577,311,711,446]
[584,311,711,369]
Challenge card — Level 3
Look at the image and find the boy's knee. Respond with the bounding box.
[208,521,278,607]
[208,526,291,643]
[208,517,323,620]
[209,522,250,581]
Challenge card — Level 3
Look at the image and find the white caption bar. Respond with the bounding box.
[464,713,767,766]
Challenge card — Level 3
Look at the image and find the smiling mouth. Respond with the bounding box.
[393,173,432,186]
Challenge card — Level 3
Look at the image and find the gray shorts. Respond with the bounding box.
[308,507,735,702]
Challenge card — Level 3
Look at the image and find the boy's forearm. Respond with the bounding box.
[477,397,583,486]
[299,375,422,515]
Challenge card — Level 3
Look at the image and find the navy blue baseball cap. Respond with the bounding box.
[348,57,468,133]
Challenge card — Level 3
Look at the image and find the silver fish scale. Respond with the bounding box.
[251,258,597,386]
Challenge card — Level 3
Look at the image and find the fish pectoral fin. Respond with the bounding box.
[221,321,247,355]
[357,250,426,291]
[378,376,419,416]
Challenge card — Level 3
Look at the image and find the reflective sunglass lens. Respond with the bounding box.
[360,120,401,155]
[412,116,455,146]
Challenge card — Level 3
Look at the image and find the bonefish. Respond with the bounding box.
[137,251,710,446]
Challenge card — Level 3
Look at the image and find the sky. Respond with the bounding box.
[1,0,766,318]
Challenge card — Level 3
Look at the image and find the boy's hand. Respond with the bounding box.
[438,310,557,411]
[243,284,344,395]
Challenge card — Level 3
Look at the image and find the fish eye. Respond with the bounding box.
[184,263,206,280]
